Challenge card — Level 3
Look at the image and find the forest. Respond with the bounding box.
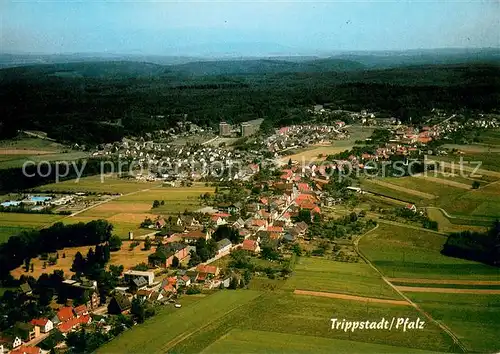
[1,60,499,144]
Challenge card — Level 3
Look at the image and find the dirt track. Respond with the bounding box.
[366,179,436,199]
[388,278,500,285]
[293,289,410,306]
[413,175,471,189]
[0,149,56,155]
[394,286,500,294]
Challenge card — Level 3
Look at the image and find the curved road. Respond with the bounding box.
[353,225,467,353]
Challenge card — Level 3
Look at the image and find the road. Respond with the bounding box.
[65,185,161,218]
[353,225,467,353]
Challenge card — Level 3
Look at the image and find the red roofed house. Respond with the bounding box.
[56,307,75,323]
[267,226,284,233]
[74,305,88,317]
[58,315,91,334]
[250,219,268,231]
[241,239,260,253]
[196,265,220,277]
[30,318,53,333]
[297,183,311,192]
[10,346,41,354]
[180,230,210,243]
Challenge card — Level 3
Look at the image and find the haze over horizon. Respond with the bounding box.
[2,1,499,56]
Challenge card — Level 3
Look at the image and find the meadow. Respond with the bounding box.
[201,329,439,354]
[167,291,454,354]
[282,257,400,300]
[359,223,500,280]
[98,290,262,354]
[37,175,160,194]
[0,212,64,228]
[0,225,30,244]
[406,293,500,353]
[282,126,375,163]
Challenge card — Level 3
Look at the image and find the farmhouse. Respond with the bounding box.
[148,243,188,268]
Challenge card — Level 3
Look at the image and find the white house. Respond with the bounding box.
[30,318,53,333]
[216,239,232,255]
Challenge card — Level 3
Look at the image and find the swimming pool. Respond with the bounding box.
[29,196,52,202]
[1,201,22,207]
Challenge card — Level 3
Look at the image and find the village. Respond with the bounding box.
[0,104,499,354]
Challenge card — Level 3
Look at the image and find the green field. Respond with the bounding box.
[0,151,88,170]
[407,293,500,353]
[0,212,63,228]
[168,291,454,353]
[359,224,500,280]
[0,226,31,243]
[98,290,262,353]
[283,257,400,300]
[37,175,160,194]
[201,329,440,354]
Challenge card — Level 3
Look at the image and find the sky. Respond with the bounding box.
[1,0,499,55]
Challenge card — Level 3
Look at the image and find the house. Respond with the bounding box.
[19,283,32,296]
[238,229,251,239]
[218,203,241,214]
[10,345,41,354]
[176,215,198,228]
[13,322,39,342]
[231,217,245,229]
[0,336,22,350]
[30,318,53,333]
[136,289,153,301]
[61,279,99,309]
[155,218,166,229]
[148,242,188,268]
[295,221,309,235]
[108,293,132,315]
[58,315,91,334]
[74,304,88,317]
[241,239,260,254]
[161,282,177,295]
[150,291,163,302]
[180,230,210,243]
[177,275,191,287]
[196,265,220,277]
[56,307,75,324]
[406,204,417,213]
[132,277,148,291]
[210,214,229,226]
[216,239,232,255]
[123,270,155,286]
[267,226,284,233]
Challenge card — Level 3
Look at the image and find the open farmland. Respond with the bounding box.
[282,126,374,163]
[283,257,400,300]
[74,185,214,238]
[98,290,262,354]
[201,329,438,354]
[359,223,500,280]
[405,293,500,353]
[37,175,160,194]
[168,291,454,353]
[0,212,63,228]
